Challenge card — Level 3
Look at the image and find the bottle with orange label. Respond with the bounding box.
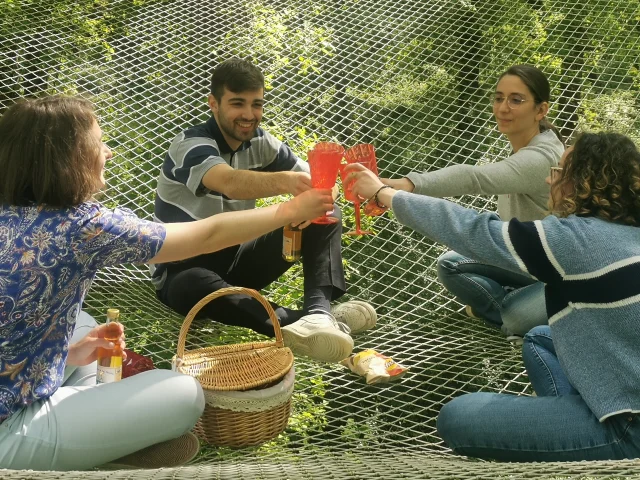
[282,224,302,262]
[96,308,123,384]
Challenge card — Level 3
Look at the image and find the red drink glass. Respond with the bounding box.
[308,142,344,224]
[343,143,382,235]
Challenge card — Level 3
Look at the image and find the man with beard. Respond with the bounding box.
[151,58,376,363]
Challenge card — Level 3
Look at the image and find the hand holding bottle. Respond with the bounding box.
[67,321,126,367]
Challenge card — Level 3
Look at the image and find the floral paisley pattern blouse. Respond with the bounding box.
[0,202,166,423]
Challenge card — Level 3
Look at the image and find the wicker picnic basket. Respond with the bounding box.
[173,287,295,447]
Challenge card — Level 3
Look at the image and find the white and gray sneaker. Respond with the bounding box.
[282,313,353,363]
[506,335,524,347]
[330,300,377,334]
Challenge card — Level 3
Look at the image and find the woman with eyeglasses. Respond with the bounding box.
[346,131,640,461]
[381,65,565,342]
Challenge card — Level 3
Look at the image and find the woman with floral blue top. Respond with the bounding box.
[346,132,640,461]
[0,96,333,471]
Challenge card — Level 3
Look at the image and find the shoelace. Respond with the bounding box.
[326,313,351,334]
[306,309,351,334]
[334,319,351,334]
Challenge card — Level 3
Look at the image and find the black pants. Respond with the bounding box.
[157,207,346,336]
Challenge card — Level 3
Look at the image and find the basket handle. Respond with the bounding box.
[176,286,284,359]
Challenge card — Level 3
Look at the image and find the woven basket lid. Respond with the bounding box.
[174,287,294,391]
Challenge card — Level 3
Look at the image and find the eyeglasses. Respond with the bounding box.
[550,166,563,181]
[491,93,528,109]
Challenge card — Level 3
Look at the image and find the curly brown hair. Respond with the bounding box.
[550,132,640,226]
[0,95,101,207]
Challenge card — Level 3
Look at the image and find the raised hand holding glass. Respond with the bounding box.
[341,143,383,235]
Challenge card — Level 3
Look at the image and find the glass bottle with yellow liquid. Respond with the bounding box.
[282,224,302,262]
[96,308,123,384]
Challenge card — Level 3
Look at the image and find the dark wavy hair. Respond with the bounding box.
[0,95,101,207]
[550,132,640,226]
[498,65,564,145]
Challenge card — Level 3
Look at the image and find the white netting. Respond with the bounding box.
[1,0,640,478]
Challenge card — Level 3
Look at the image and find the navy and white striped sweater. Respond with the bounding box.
[151,116,308,289]
[392,191,640,421]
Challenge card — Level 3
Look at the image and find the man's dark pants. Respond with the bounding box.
[156,207,346,336]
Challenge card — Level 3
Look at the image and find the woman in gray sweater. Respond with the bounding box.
[382,65,565,340]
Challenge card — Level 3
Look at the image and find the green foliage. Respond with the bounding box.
[2,0,640,466]
[579,91,640,143]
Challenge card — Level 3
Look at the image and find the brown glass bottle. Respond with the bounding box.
[282,224,302,262]
[96,308,123,384]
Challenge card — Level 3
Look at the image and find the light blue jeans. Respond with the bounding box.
[0,311,205,471]
[437,250,548,336]
[437,326,640,461]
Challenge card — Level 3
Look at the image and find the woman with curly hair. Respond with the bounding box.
[346,131,640,461]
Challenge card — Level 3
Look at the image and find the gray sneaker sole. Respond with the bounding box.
[282,327,354,363]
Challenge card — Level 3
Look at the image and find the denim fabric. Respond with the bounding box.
[437,250,548,335]
[437,392,640,462]
[522,325,578,396]
[437,325,640,461]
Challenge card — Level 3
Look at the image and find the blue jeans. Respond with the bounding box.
[437,250,548,336]
[437,326,640,461]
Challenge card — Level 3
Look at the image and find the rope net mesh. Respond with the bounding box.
[2,0,640,477]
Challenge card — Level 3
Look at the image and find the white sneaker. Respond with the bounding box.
[331,300,377,334]
[506,335,524,347]
[282,313,353,363]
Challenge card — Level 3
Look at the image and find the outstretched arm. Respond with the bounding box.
[149,188,333,264]
[381,177,415,192]
[380,144,556,198]
[347,163,530,276]
[203,163,312,199]
[202,138,313,199]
